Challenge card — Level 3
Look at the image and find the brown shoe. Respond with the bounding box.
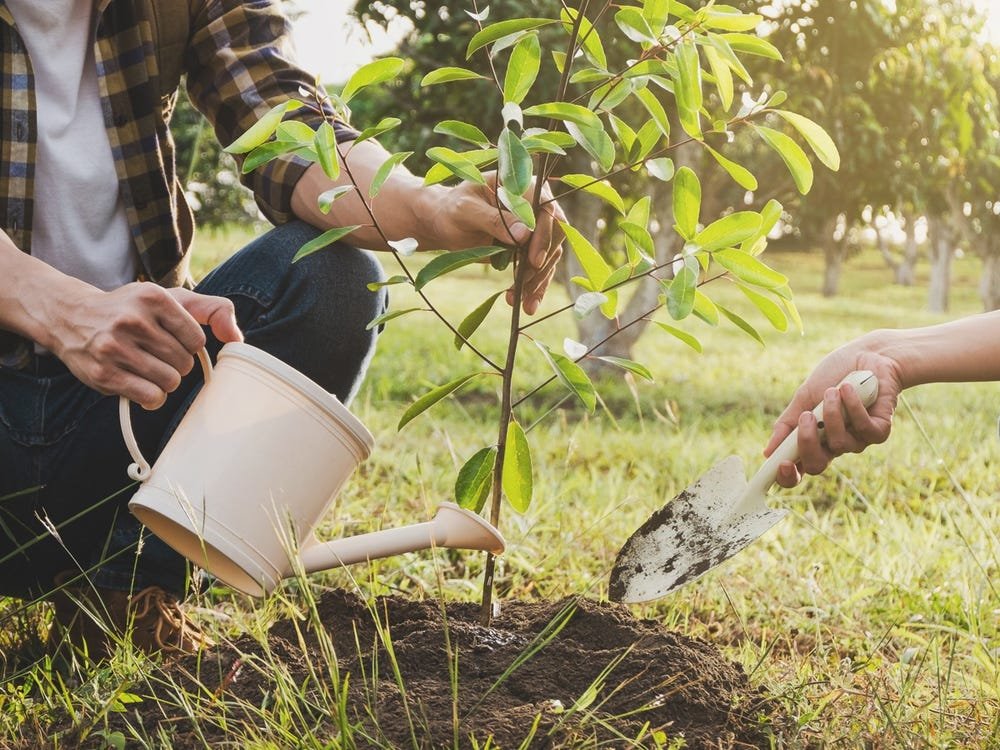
[48,572,214,659]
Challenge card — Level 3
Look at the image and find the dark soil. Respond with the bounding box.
[103,591,783,748]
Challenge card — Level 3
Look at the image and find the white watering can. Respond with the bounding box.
[119,342,505,596]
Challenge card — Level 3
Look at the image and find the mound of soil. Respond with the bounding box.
[116,591,782,748]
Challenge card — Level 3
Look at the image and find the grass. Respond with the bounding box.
[2,233,999,748]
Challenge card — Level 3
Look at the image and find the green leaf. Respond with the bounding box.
[454,291,505,350]
[694,212,762,252]
[707,35,752,85]
[318,185,354,213]
[558,174,625,214]
[615,7,659,44]
[421,67,489,86]
[292,225,361,262]
[704,9,763,31]
[561,7,607,69]
[738,284,788,332]
[780,295,804,334]
[692,289,719,325]
[634,87,670,138]
[621,221,654,260]
[717,303,764,345]
[608,114,636,152]
[565,120,615,172]
[434,120,491,147]
[654,321,703,352]
[342,58,404,102]
[502,420,533,513]
[665,265,697,320]
[467,19,554,58]
[534,342,597,412]
[225,100,300,154]
[413,246,508,290]
[314,122,340,181]
[498,128,533,197]
[722,33,783,61]
[241,141,305,173]
[713,248,788,288]
[424,148,497,185]
[703,42,733,110]
[365,307,425,331]
[275,120,317,143]
[642,0,670,34]
[426,146,487,185]
[755,125,813,194]
[503,34,541,104]
[647,157,674,182]
[523,102,603,131]
[706,146,757,190]
[675,39,703,113]
[398,372,490,430]
[632,119,663,165]
[560,222,611,289]
[772,110,841,171]
[456,448,497,513]
[595,356,654,380]
[370,151,413,198]
[497,186,536,230]
[367,275,409,291]
[355,117,402,144]
[673,167,701,239]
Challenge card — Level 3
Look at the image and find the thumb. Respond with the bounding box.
[172,289,244,344]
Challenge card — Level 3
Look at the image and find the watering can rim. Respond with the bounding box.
[219,341,375,457]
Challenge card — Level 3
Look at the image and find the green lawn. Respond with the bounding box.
[2,235,997,748]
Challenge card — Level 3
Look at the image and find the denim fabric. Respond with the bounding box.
[0,222,385,598]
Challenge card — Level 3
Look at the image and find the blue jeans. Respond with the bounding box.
[0,222,386,598]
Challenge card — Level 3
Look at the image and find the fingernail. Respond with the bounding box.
[510,222,531,244]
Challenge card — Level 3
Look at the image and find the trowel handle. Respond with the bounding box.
[745,370,879,499]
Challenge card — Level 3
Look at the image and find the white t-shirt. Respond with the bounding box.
[7,0,137,291]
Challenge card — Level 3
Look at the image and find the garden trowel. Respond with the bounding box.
[609,370,879,603]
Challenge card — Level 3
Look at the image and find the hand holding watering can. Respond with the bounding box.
[119,342,504,596]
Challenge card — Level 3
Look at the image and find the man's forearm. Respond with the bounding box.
[290,140,447,251]
[0,234,95,349]
[865,311,1000,389]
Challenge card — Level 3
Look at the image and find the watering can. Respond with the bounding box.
[119,342,505,596]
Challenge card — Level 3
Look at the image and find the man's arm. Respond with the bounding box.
[0,235,241,408]
[290,140,564,316]
[766,311,1000,486]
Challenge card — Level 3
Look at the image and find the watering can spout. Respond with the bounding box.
[298,503,505,575]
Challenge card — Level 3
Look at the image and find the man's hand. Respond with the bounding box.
[426,172,566,316]
[764,341,903,488]
[49,284,242,409]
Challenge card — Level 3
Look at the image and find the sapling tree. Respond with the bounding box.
[226,0,839,621]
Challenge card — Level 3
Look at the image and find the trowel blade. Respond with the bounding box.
[608,455,788,603]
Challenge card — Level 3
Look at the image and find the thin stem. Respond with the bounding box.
[313,90,504,372]
[478,1,590,626]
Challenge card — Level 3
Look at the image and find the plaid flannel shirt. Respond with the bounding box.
[0,0,356,367]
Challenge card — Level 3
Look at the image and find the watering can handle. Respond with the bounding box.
[119,349,214,482]
[746,370,879,498]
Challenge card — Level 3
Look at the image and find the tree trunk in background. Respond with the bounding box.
[896,216,918,286]
[559,145,692,372]
[926,217,953,313]
[979,253,1000,310]
[821,216,846,297]
[875,223,900,277]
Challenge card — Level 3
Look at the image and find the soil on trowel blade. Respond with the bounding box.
[109,591,783,748]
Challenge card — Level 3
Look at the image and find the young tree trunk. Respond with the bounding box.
[821,216,846,298]
[875,223,900,276]
[896,215,919,286]
[926,217,953,313]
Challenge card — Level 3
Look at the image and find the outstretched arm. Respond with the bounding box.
[290,141,565,316]
[765,311,1000,487]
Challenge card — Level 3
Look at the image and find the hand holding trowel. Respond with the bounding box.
[609,370,879,603]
